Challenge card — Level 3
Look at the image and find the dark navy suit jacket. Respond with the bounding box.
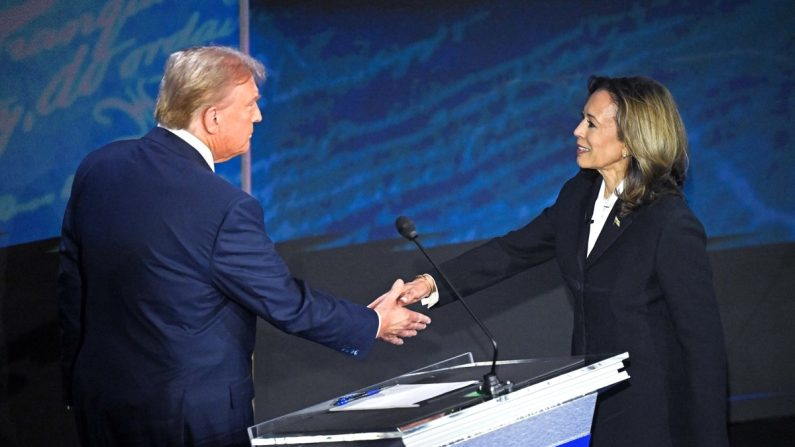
[435,169,729,447]
[58,127,378,446]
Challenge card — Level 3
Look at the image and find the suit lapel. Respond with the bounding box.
[576,176,602,275]
[586,199,634,268]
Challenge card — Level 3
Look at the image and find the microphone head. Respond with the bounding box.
[395,216,418,240]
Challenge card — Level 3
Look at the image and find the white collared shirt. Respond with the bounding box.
[587,178,624,256]
[158,125,215,172]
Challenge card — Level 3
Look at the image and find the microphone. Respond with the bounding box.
[395,216,513,398]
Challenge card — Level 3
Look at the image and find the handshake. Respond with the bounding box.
[368,276,437,346]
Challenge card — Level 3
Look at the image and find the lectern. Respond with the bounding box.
[248,352,629,447]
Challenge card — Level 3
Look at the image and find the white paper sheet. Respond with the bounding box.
[329,381,478,412]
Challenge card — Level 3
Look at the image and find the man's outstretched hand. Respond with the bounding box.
[369,279,431,345]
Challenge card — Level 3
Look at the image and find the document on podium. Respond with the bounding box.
[329,381,478,412]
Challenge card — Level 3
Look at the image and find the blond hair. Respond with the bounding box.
[154,46,266,129]
[588,76,689,216]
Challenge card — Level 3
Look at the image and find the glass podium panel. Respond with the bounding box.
[248,352,629,446]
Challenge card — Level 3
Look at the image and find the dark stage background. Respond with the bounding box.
[1,0,794,445]
[2,238,794,445]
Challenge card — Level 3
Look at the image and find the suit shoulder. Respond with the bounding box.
[83,137,137,160]
[558,169,599,196]
[645,194,706,233]
[648,193,694,217]
[74,138,141,179]
[217,182,259,211]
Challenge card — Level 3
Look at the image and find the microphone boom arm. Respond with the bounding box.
[410,238,499,374]
[397,216,513,398]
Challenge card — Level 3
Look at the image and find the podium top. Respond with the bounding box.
[248,352,629,445]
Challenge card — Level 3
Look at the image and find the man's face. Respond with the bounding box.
[210,76,262,163]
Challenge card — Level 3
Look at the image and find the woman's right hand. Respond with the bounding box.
[399,276,433,305]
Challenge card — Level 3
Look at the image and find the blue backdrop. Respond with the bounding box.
[248,0,795,251]
[1,0,793,251]
[0,0,239,247]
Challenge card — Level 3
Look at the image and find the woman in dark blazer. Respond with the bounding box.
[398,76,729,446]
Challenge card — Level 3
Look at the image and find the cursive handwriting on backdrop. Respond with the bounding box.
[0,0,236,244]
[0,0,236,155]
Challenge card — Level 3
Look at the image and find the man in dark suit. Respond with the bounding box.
[58,45,431,447]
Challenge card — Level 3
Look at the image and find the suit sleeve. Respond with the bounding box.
[437,203,559,306]
[57,176,83,407]
[655,206,729,446]
[210,195,378,358]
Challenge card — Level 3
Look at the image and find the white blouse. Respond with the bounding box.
[587,178,624,257]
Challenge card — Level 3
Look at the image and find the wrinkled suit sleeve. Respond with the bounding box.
[210,195,378,358]
[436,203,559,306]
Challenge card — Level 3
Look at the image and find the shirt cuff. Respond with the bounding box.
[374,308,382,338]
[419,274,439,308]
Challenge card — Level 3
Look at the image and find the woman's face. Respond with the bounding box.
[573,89,629,182]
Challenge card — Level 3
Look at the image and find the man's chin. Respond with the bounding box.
[215,148,250,164]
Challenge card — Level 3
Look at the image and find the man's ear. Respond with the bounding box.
[202,106,219,133]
